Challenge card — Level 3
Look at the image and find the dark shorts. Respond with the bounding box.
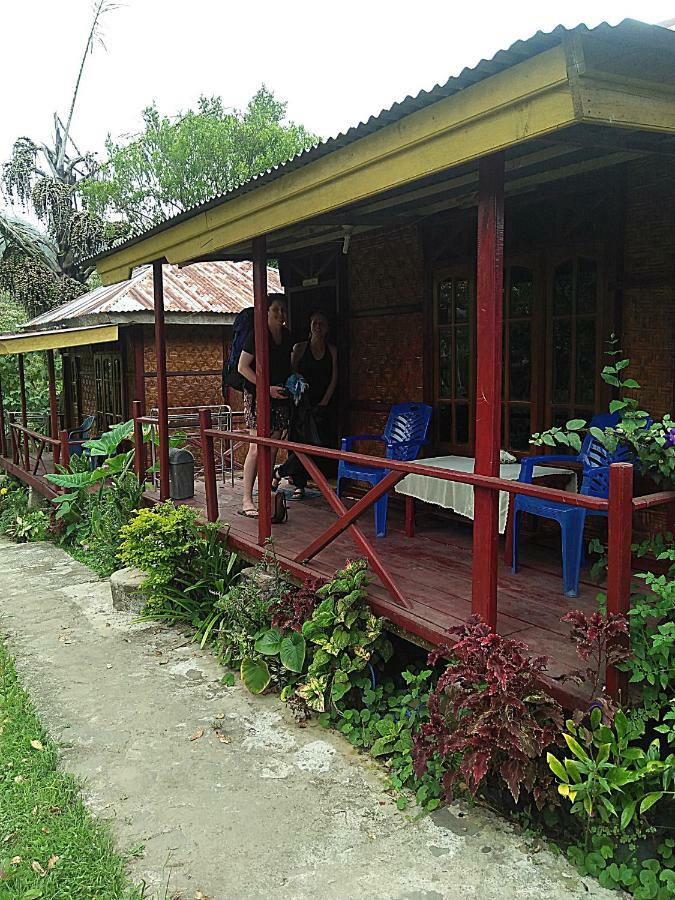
[243,391,290,434]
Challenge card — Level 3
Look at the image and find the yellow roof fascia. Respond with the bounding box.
[575,76,675,133]
[0,324,119,355]
[98,44,575,285]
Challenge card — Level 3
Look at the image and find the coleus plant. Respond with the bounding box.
[412,616,563,806]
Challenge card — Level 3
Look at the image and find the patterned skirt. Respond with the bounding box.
[243,391,290,434]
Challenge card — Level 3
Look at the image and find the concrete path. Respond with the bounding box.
[0,540,617,900]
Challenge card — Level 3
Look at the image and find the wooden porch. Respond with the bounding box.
[146,474,602,693]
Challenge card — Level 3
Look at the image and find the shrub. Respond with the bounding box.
[412,616,563,807]
[548,707,675,896]
[119,502,241,646]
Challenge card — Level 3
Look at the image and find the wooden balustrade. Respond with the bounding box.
[194,423,675,701]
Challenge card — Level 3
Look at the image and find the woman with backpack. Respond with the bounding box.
[237,293,293,518]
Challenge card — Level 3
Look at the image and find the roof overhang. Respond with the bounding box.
[95,21,675,286]
[0,324,119,355]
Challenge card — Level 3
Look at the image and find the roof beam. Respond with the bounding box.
[0,324,119,355]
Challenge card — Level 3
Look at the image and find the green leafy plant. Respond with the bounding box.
[548,708,675,897]
[239,559,393,704]
[4,509,50,543]
[531,337,675,485]
[295,559,393,712]
[320,667,447,812]
[119,502,242,647]
[621,559,675,718]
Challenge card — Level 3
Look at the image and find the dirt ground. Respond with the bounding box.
[0,539,619,899]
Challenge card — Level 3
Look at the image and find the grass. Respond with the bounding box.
[0,641,141,899]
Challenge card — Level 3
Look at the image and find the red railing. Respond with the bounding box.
[8,418,72,473]
[189,415,675,700]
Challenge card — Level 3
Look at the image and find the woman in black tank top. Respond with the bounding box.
[273,310,338,498]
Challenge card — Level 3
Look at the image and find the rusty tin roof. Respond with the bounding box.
[27,261,281,329]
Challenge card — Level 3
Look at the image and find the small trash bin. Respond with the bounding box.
[168,447,195,500]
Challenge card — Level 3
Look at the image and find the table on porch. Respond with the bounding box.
[395,454,576,536]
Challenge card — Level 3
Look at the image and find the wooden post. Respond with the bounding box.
[61,353,73,431]
[59,430,70,469]
[405,496,416,538]
[253,235,272,546]
[0,373,6,458]
[199,408,218,523]
[46,349,59,456]
[606,462,633,701]
[9,413,18,464]
[471,152,505,631]
[133,326,146,416]
[132,400,144,481]
[153,261,170,501]
[18,353,29,470]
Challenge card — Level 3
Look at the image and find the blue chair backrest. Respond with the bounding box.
[80,415,96,435]
[578,412,648,499]
[383,403,432,462]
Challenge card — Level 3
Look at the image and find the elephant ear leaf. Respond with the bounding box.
[83,420,134,456]
[240,657,270,694]
[279,632,306,673]
[45,471,95,488]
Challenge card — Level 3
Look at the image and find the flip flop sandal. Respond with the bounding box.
[237,508,258,518]
[292,488,305,500]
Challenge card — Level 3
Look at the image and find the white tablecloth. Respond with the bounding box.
[395,455,576,534]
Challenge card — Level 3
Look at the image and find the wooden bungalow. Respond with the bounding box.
[8,19,675,701]
[0,262,281,493]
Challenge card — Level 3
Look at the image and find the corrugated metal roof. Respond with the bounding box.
[91,18,667,265]
[27,261,281,328]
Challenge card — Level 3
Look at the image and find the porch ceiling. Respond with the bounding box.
[95,19,675,285]
[0,323,119,355]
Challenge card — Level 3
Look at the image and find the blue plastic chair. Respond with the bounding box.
[337,402,432,538]
[68,415,96,457]
[511,413,635,597]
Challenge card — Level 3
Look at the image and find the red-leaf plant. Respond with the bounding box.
[412,616,563,807]
[561,610,630,704]
[269,576,325,634]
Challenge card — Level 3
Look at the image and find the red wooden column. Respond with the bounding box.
[46,349,59,456]
[471,152,505,631]
[59,430,70,469]
[0,372,6,458]
[199,408,219,523]
[132,400,144,481]
[253,235,272,545]
[606,463,633,701]
[133,325,146,415]
[17,353,29,470]
[153,261,170,501]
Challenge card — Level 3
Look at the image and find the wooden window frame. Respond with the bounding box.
[429,243,615,455]
[432,267,475,453]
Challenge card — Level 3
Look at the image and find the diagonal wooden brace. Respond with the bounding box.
[293,452,412,610]
[297,468,404,562]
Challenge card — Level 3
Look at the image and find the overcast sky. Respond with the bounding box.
[2,0,674,213]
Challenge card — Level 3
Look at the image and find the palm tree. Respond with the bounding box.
[0,1,126,317]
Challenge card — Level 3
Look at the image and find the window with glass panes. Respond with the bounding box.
[94,352,124,433]
[431,254,605,454]
[548,257,599,429]
[433,272,473,450]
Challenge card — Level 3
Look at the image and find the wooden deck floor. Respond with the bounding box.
[147,477,603,693]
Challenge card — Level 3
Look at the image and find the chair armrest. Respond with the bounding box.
[68,428,86,439]
[518,454,579,483]
[341,434,385,451]
[385,439,429,453]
